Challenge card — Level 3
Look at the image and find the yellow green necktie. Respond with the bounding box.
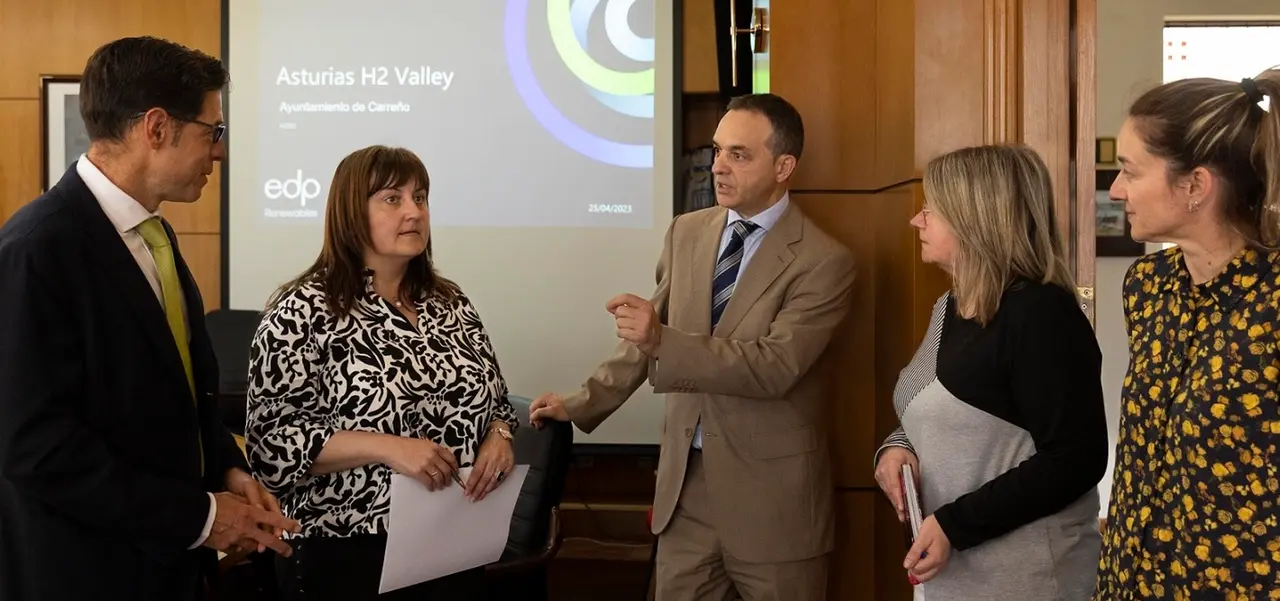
[136,217,203,474]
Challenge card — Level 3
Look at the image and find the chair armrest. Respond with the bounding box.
[545,505,563,557]
[486,506,563,573]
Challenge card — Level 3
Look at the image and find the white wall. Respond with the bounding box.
[1094,0,1280,514]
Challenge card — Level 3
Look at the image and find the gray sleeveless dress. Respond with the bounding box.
[893,293,1101,601]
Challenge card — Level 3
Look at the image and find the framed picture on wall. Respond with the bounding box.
[1095,168,1145,257]
[40,75,89,192]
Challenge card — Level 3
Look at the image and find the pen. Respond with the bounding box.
[451,471,465,489]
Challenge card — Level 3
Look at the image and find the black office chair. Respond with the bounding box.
[214,393,572,600]
[204,308,264,435]
[486,394,574,601]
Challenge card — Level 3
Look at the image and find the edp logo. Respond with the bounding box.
[264,170,322,206]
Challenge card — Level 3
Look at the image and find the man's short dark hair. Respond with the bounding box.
[80,36,229,143]
[725,93,805,160]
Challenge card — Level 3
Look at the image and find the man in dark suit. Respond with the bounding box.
[0,36,300,601]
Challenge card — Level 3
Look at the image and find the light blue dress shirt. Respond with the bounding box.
[692,194,790,450]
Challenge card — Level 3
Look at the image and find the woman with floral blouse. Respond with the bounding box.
[1096,68,1280,599]
[246,145,518,601]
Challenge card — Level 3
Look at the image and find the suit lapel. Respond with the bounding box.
[64,169,191,394]
[712,202,801,337]
[686,208,727,335]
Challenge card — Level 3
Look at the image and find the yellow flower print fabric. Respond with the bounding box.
[1096,246,1280,600]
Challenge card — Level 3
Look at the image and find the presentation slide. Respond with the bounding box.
[226,0,676,446]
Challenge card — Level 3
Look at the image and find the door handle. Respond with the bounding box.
[729,6,769,87]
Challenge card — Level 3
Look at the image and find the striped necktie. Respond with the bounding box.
[711,220,759,328]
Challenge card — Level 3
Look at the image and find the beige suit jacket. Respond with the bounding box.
[562,200,856,564]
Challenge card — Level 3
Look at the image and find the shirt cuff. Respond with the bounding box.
[188,492,216,550]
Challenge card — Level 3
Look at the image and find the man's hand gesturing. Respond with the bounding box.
[608,293,662,355]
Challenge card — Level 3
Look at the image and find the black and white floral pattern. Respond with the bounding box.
[245,275,517,538]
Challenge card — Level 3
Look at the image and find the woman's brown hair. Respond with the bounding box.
[267,145,458,314]
[1127,67,1280,244]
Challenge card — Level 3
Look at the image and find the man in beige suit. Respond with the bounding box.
[530,93,855,601]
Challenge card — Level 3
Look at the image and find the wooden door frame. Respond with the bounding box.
[985,0,1097,323]
[1073,0,1098,324]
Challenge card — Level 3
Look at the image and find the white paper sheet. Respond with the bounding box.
[379,465,530,594]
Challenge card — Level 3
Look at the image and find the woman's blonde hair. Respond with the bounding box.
[922,144,1075,325]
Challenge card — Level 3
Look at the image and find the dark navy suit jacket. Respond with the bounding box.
[0,166,247,600]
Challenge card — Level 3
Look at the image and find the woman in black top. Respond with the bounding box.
[873,144,1109,599]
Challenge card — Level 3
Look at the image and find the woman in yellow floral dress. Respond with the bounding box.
[1096,67,1280,599]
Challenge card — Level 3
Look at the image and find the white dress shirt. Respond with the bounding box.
[692,193,791,450]
[76,156,216,549]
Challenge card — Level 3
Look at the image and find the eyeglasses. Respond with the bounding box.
[183,117,226,144]
[130,111,226,144]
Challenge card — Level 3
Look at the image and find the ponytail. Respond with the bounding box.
[1254,70,1280,246]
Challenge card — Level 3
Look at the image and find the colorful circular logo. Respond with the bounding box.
[504,0,655,168]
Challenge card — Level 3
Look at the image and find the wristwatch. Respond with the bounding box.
[489,423,514,441]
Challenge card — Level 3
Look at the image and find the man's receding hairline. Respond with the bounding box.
[723,107,781,156]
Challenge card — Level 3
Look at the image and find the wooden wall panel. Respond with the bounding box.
[914,0,986,171]
[0,100,40,224]
[1020,0,1073,245]
[681,0,717,93]
[829,491,880,600]
[875,0,917,185]
[830,490,919,600]
[179,233,221,312]
[792,192,879,489]
[872,496,913,601]
[0,0,221,98]
[772,0,878,191]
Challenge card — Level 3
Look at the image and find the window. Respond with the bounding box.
[1158,22,1280,250]
[1164,22,1280,92]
